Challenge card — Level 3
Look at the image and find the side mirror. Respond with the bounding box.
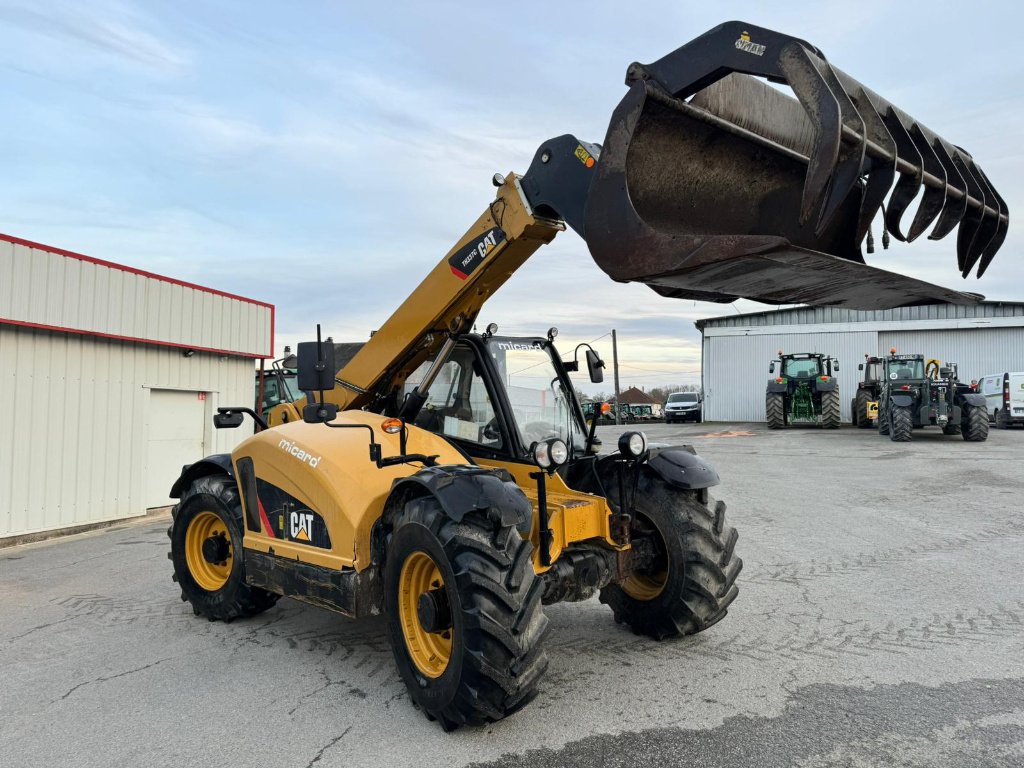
[213,411,244,429]
[297,340,336,392]
[769,363,775,373]
[833,361,839,371]
[586,349,605,383]
[858,363,864,371]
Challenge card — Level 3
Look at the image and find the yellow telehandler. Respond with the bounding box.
[166,21,1008,729]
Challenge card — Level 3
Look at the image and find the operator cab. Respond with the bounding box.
[401,333,591,466]
[884,355,926,381]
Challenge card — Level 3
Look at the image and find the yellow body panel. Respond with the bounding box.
[235,411,468,570]
[867,401,879,419]
[478,458,623,572]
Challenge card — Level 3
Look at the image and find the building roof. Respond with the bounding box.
[617,386,656,404]
[0,232,274,358]
[695,301,1024,334]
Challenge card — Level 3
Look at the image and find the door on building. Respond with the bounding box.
[146,389,207,508]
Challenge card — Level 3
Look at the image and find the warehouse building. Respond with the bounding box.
[696,302,1024,423]
[0,233,273,542]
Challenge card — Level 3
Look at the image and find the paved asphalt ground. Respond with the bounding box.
[2,422,1023,767]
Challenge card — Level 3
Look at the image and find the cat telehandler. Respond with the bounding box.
[165,21,1008,729]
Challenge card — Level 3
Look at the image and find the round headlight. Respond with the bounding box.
[532,441,551,469]
[548,439,568,466]
[618,431,647,458]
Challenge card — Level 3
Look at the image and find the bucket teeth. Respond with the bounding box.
[583,20,1008,309]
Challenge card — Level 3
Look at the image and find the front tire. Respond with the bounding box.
[600,480,741,640]
[765,393,786,429]
[890,405,913,442]
[855,391,873,429]
[820,389,841,429]
[878,401,890,436]
[963,404,990,442]
[384,497,548,730]
[169,475,279,621]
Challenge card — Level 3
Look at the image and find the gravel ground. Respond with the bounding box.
[2,421,1023,767]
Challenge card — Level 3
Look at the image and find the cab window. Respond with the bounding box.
[411,346,503,449]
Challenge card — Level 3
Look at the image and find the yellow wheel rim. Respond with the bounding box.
[185,511,233,592]
[398,551,452,678]
[622,569,668,601]
[622,515,668,601]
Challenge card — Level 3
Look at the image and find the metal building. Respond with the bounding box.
[696,302,1024,423]
[0,233,273,542]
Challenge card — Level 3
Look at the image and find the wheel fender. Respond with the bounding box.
[766,381,788,393]
[958,392,986,408]
[645,446,720,491]
[888,394,915,408]
[387,465,533,536]
[815,378,838,392]
[170,454,234,499]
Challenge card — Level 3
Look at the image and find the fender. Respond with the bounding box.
[888,394,915,408]
[387,465,533,535]
[766,380,789,393]
[645,445,721,491]
[814,378,838,392]
[169,454,234,499]
[958,392,986,408]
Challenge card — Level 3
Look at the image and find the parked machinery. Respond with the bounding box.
[765,352,841,429]
[852,355,882,428]
[874,350,989,442]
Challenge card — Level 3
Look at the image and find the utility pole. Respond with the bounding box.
[612,329,621,426]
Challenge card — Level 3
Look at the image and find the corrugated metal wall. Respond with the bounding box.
[700,301,1024,329]
[0,237,271,357]
[703,331,877,422]
[878,328,1024,383]
[0,325,254,539]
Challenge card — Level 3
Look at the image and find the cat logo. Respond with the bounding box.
[734,30,766,56]
[290,511,314,542]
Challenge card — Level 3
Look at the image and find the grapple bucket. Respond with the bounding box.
[583,22,1008,309]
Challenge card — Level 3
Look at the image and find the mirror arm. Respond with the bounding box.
[216,406,268,432]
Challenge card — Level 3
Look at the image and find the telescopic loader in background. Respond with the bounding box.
[164,22,1009,729]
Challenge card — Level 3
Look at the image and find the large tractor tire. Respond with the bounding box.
[855,390,874,429]
[877,401,890,436]
[600,479,741,640]
[889,405,914,442]
[820,389,841,429]
[765,393,786,429]
[169,475,279,621]
[963,404,990,442]
[384,497,548,731]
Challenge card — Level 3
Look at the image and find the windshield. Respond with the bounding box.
[886,358,926,380]
[782,357,822,377]
[487,338,588,453]
[668,393,698,403]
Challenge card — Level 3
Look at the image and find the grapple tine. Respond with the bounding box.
[879,106,923,242]
[806,57,867,237]
[928,144,970,245]
[974,165,1009,278]
[956,157,997,277]
[776,43,843,227]
[905,125,947,242]
[849,87,897,246]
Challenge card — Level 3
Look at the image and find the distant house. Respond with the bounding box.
[618,386,662,417]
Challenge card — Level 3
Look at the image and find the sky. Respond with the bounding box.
[0,1,1021,394]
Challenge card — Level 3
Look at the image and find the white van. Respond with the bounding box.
[978,372,1024,428]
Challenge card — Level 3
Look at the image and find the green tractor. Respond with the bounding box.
[765,352,841,429]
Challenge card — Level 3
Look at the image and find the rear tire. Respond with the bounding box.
[878,401,890,436]
[169,475,279,621]
[855,390,873,429]
[600,481,741,640]
[941,421,962,435]
[384,497,548,731]
[963,405,989,442]
[890,405,913,442]
[820,389,841,429]
[765,393,786,429]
